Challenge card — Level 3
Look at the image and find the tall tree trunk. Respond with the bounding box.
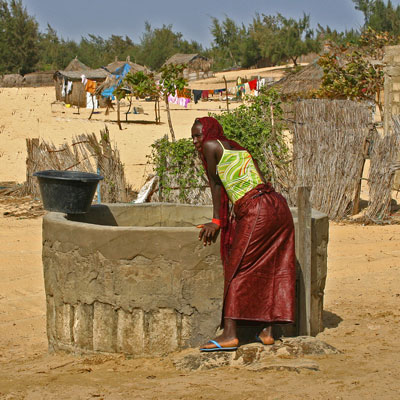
[164,93,176,141]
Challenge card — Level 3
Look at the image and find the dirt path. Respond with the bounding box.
[0,207,399,399]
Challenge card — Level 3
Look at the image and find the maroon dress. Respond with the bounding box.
[223,183,296,324]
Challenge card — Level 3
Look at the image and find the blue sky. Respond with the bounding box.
[23,0,400,46]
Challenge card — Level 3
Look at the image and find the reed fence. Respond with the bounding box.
[365,117,400,221]
[292,99,373,220]
[17,127,132,203]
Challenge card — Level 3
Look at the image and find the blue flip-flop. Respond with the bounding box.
[200,340,238,352]
[255,335,275,345]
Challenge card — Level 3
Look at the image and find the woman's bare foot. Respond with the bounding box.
[200,335,239,350]
[257,325,275,345]
[200,318,238,350]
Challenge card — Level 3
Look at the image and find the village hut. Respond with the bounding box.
[0,74,25,87]
[64,57,90,72]
[163,53,213,81]
[105,56,150,75]
[24,71,55,87]
[272,60,323,99]
[53,68,109,107]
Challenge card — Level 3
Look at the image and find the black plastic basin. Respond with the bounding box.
[33,170,104,214]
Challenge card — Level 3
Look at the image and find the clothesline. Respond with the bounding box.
[170,77,268,107]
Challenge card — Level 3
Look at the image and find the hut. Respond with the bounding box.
[53,68,109,108]
[272,60,323,99]
[0,74,25,87]
[24,71,55,87]
[64,57,90,72]
[163,53,213,81]
[105,56,150,75]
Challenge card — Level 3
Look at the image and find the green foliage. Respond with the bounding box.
[209,13,320,70]
[159,63,187,95]
[159,63,188,141]
[317,28,397,110]
[148,88,290,200]
[353,0,400,35]
[211,88,289,180]
[316,25,360,47]
[0,0,39,74]
[136,22,203,71]
[123,70,159,99]
[148,136,205,202]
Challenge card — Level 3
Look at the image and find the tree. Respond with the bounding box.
[250,13,319,66]
[0,0,39,74]
[123,70,161,123]
[353,0,400,35]
[317,28,398,114]
[210,16,245,68]
[137,22,203,71]
[316,24,360,47]
[158,63,187,141]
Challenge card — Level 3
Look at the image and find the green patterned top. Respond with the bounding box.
[216,140,263,204]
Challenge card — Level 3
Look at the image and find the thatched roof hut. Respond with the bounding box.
[65,57,90,72]
[24,71,55,87]
[105,56,150,75]
[163,53,213,81]
[0,74,24,87]
[54,68,109,107]
[273,60,323,99]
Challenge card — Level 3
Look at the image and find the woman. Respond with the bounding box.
[192,116,295,352]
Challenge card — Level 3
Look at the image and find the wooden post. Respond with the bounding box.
[117,98,122,130]
[88,94,95,120]
[165,93,176,141]
[223,75,229,112]
[352,137,370,215]
[297,186,312,336]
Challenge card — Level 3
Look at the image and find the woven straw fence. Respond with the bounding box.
[365,117,400,221]
[292,99,373,220]
[19,127,131,203]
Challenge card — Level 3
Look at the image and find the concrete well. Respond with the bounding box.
[42,203,328,357]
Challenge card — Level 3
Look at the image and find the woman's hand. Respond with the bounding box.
[197,222,220,246]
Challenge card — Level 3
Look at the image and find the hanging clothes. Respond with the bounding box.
[248,79,258,91]
[61,78,67,97]
[257,78,266,90]
[66,81,73,94]
[168,92,191,108]
[86,92,98,109]
[201,90,209,100]
[177,87,192,99]
[85,79,97,94]
[244,83,251,95]
[193,90,202,104]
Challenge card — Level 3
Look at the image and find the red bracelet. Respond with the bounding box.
[212,218,221,226]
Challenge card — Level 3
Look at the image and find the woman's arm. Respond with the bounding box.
[198,141,223,246]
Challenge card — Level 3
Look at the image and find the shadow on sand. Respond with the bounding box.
[322,310,343,330]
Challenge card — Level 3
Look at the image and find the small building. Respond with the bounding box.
[272,60,323,99]
[163,53,213,81]
[0,74,24,87]
[54,57,109,107]
[24,71,55,87]
[105,56,150,75]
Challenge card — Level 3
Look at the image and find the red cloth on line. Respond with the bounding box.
[201,90,209,99]
[248,79,258,91]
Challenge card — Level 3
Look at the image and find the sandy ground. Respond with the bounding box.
[1,81,400,398]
